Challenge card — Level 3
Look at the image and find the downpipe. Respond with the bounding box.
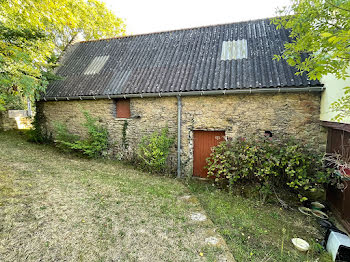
[177,95,182,178]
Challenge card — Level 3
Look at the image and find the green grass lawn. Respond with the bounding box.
[0,131,333,262]
[186,180,333,262]
[0,131,231,262]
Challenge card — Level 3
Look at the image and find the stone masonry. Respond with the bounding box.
[38,97,178,168]
[38,92,326,176]
[180,92,326,175]
[0,110,32,131]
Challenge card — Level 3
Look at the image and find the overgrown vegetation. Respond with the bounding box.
[0,94,26,111]
[137,127,175,173]
[206,136,331,202]
[27,107,52,144]
[54,111,109,158]
[186,180,332,262]
[121,120,129,149]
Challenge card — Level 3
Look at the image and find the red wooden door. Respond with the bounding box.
[193,131,225,178]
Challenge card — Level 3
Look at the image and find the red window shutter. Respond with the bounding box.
[116,99,130,118]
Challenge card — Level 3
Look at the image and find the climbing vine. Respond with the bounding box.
[122,120,128,149]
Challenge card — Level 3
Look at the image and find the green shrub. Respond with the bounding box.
[137,127,175,173]
[206,136,331,201]
[27,110,52,143]
[54,111,109,158]
[54,122,79,149]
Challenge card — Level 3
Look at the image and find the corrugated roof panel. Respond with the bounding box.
[202,27,215,91]
[221,40,248,60]
[84,56,109,75]
[44,18,321,98]
[146,35,169,93]
[154,36,176,92]
[170,32,190,92]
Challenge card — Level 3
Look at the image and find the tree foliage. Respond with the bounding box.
[272,0,350,80]
[272,0,350,121]
[0,0,126,110]
[331,86,350,121]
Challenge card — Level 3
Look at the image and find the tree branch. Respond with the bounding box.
[325,0,350,12]
[326,21,343,30]
[336,56,350,61]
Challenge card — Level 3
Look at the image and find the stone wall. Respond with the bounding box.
[38,97,178,167]
[38,92,326,176]
[0,110,32,131]
[180,93,326,175]
[0,111,17,130]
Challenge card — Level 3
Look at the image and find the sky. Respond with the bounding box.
[102,0,292,35]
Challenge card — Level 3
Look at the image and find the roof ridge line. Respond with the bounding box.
[77,16,279,44]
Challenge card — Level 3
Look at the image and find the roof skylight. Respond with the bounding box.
[84,55,109,75]
[220,40,248,60]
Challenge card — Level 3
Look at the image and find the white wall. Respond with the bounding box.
[320,72,350,124]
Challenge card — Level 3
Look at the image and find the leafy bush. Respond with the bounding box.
[137,127,175,173]
[27,108,52,143]
[54,122,80,151]
[206,136,331,201]
[54,111,109,158]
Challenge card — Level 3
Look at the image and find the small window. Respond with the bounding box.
[115,99,130,118]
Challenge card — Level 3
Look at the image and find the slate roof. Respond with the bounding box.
[44,18,321,99]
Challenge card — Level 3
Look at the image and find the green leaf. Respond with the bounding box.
[320,32,332,38]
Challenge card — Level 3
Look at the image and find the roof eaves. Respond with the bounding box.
[41,86,325,101]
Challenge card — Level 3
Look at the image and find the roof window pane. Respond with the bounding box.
[220,40,248,60]
[84,55,109,75]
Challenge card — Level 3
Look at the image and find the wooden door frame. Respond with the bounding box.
[191,129,226,178]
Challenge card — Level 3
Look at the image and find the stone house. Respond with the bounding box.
[37,18,326,177]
